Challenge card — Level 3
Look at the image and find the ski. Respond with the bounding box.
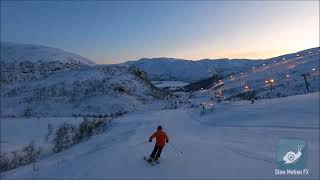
[144,156,155,166]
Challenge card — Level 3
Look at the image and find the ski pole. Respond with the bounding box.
[129,141,149,149]
[168,143,183,154]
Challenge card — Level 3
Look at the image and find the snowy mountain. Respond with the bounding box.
[125,48,319,83]
[1,42,173,117]
[1,42,95,83]
[125,57,266,82]
[187,47,319,101]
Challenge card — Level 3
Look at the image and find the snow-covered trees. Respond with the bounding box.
[52,117,111,153]
[0,117,112,173]
[0,141,41,172]
[52,123,75,153]
[22,141,41,165]
[1,64,172,117]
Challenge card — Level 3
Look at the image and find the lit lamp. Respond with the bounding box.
[285,75,290,86]
[265,79,275,98]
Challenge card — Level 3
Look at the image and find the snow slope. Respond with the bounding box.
[188,47,319,99]
[2,93,319,179]
[1,117,85,152]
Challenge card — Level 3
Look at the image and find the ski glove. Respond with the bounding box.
[149,139,152,142]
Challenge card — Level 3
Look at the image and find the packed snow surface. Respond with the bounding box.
[2,93,319,179]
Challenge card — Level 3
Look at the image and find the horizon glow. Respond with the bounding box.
[1,1,319,64]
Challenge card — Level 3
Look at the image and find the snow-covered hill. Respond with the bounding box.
[1,42,173,117]
[125,48,319,83]
[1,42,95,83]
[1,42,95,65]
[1,65,173,117]
[183,47,319,101]
[2,93,319,179]
[126,57,265,82]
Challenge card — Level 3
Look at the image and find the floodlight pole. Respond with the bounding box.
[270,82,273,98]
[301,73,310,93]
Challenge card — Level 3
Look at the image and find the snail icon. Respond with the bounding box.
[282,145,303,164]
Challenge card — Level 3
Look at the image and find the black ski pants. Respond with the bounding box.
[150,145,163,159]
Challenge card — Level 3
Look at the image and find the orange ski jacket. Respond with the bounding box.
[149,130,169,147]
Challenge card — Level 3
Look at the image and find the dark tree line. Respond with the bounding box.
[72,111,127,118]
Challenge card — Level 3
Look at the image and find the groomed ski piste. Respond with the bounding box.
[1,92,319,179]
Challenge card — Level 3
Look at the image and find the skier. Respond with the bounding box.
[147,126,169,163]
[251,98,255,104]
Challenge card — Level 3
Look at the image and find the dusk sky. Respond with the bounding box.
[1,1,319,64]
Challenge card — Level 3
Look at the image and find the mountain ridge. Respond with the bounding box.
[0,42,173,117]
[125,47,319,82]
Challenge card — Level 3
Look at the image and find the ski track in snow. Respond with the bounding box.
[1,93,319,179]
